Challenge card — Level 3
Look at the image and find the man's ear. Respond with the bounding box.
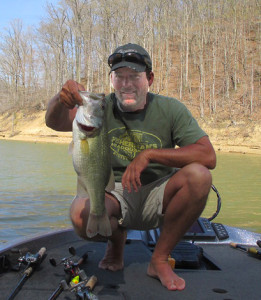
[110,73,114,89]
[148,71,154,86]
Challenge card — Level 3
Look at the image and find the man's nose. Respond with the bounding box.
[121,76,132,87]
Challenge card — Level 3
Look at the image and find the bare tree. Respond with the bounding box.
[0,0,260,119]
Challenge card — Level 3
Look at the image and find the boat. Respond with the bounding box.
[0,187,261,300]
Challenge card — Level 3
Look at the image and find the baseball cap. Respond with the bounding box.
[108,43,152,72]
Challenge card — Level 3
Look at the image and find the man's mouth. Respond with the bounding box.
[121,92,136,102]
[122,91,135,97]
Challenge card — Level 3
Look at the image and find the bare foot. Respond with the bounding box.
[98,228,127,271]
[147,258,185,291]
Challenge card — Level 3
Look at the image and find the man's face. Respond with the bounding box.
[111,67,153,112]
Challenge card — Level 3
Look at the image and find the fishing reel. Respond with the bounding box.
[7,247,46,300]
[48,247,98,300]
[70,275,98,300]
[49,275,98,300]
[49,246,76,267]
[18,251,42,264]
[13,247,46,271]
[49,246,88,283]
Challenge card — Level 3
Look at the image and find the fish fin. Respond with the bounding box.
[86,212,112,238]
[68,141,74,155]
[105,169,115,192]
[77,177,89,198]
[80,139,89,155]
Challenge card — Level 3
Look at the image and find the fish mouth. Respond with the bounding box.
[77,122,98,134]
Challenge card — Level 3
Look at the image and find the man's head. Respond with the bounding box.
[108,43,152,73]
[108,43,154,112]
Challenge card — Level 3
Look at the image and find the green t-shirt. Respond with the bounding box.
[105,92,206,185]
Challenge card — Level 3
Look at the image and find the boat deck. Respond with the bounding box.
[0,228,260,300]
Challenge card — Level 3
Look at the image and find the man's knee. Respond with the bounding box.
[184,163,212,207]
[70,194,121,239]
[163,163,211,209]
[188,163,212,186]
[170,163,212,190]
[70,196,90,237]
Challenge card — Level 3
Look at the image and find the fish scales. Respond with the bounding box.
[71,91,113,238]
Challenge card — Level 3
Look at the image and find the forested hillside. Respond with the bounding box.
[0,0,260,123]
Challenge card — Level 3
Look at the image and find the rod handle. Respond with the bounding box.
[85,275,97,291]
[24,266,33,277]
[77,252,88,266]
[38,247,47,258]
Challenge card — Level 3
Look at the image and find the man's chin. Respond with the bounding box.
[119,100,138,112]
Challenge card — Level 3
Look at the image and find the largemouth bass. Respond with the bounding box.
[71,91,114,238]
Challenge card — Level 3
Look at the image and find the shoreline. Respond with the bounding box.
[1,132,261,156]
[1,110,261,155]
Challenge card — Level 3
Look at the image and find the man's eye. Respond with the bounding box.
[131,75,140,80]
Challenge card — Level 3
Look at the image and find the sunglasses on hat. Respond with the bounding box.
[108,52,151,70]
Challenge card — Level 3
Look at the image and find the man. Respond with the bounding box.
[45,43,216,291]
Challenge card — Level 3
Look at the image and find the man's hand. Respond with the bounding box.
[121,150,150,193]
[59,80,85,109]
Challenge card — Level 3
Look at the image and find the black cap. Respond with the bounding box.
[109,43,152,72]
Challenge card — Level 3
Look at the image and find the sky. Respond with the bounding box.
[0,0,60,32]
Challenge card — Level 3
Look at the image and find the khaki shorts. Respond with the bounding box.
[110,171,178,230]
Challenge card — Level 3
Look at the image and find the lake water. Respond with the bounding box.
[0,140,261,246]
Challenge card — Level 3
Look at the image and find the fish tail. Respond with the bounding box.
[86,212,112,238]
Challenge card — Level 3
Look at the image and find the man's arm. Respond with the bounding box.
[145,136,216,169]
[122,136,216,192]
[45,80,85,131]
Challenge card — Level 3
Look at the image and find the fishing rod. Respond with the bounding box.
[48,246,89,300]
[50,275,98,300]
[72,275,98,300]
[230,242,261,259]
[7,247,46,300]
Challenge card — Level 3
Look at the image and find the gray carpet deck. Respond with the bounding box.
[1,229,260,300]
